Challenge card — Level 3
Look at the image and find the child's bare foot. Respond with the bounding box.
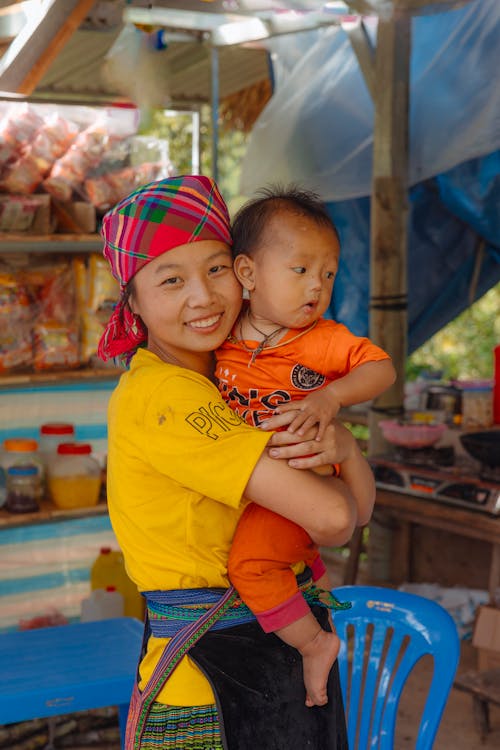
[274,611,340,707]
[299,629,340,707]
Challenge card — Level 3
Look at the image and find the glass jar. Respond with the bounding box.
[2,438,44,497]
[5,464,41,513]
[0,466,6,509]
[47,442,102,509]
[461,384,493,428]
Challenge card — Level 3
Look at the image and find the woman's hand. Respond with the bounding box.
[262,411,357,470]
[263,411,376,527]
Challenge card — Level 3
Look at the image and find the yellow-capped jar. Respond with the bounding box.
[48,442,101,509]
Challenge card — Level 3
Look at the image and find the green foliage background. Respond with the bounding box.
[145,109,499,381]
[146,108,247,214]
[406,284,499,381]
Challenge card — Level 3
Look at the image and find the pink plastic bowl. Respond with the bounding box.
[379,420,447,449]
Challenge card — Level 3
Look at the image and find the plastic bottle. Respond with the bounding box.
[39,423,75,462]
[47,442,101,509]
[80,586,124,622]
[90,547,144,620]
[39,423,76,499]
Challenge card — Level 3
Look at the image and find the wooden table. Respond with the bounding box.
[372,489,500,602]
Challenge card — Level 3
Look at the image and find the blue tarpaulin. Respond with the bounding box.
[241,0,500,352]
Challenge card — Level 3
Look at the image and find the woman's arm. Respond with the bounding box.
[243,452,357,548]
[333,426,375,527]
[262,417,376,528]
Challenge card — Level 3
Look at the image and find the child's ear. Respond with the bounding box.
[233,254,255,291]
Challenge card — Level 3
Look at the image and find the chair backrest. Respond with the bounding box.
[332,585,460,750]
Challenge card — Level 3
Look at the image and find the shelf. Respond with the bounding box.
[0,367,122,389]
[0,499,109,529]
[0,233,102,253]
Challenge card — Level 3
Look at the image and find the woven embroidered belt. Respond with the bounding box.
[143,582,351,638]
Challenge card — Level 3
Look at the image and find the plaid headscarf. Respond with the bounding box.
[97,175,232,363]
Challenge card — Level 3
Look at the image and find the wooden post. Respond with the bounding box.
[368,10,411,455]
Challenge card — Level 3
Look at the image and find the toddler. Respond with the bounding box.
[215,185,396,708]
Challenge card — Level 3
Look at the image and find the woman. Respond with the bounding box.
[98,175,374,750]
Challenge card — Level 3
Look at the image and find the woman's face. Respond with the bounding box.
[130,240,242,374]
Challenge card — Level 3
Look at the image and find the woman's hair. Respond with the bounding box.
[231,184,340,258]
[118,279,135,323]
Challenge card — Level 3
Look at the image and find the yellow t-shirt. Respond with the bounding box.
[106,348,271,705]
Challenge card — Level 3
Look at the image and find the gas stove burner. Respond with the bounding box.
[393,444,455,467]
[369,456,500,515]
[480,464,500,483]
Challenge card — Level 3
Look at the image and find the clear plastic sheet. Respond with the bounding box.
[241,0,500,201]
[240,0,500,350]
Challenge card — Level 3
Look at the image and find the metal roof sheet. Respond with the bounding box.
[30,28,270,106]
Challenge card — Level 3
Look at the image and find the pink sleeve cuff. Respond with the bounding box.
[310,555,327,581]
[255,592,311,633]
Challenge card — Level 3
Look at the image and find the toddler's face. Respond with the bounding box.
[239,211,340,331]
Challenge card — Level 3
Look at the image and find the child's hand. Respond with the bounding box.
[275,389,341,440]
[267,419,357,471]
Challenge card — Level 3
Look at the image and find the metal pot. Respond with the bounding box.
[460,430,500,467]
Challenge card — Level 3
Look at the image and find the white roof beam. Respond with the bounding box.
[0,0,98,94]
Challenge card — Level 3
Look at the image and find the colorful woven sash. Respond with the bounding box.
[143,582,350,639]
[126,583,351,749]
[126,587,238,750]
[144,587,256,637]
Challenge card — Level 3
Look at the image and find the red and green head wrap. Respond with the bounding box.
[97,175,232,363]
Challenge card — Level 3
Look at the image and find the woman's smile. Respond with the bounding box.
[186,313,224,331]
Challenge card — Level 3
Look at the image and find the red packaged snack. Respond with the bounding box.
[0,153,44,194]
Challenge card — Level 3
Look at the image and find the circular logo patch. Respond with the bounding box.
[290,365,325,391]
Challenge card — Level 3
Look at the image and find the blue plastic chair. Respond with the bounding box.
[0,617,143,749]
[332,585,460,750]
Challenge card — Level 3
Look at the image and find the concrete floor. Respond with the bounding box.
[398,641,499,749]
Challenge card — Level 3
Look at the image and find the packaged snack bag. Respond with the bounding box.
[33,321,79,371]
[0,271,32,372]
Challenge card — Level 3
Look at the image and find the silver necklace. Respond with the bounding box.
[239,309,287,365]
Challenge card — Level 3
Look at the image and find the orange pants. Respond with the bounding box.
[228,502,326,633]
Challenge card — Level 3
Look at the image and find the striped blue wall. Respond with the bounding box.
[0,514,118,632]
[0,379,116,465]
[0,378,118,631]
